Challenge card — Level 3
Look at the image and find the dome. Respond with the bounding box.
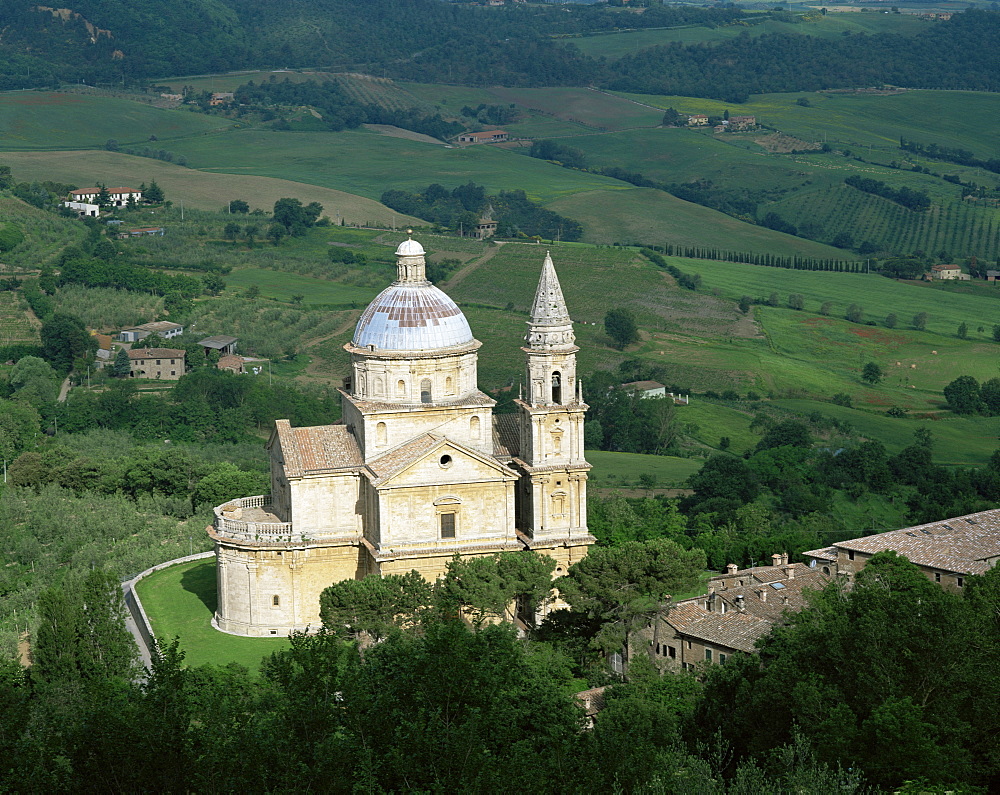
[353,283,474,351]
[396,238,425,257]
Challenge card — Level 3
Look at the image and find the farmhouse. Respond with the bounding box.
[210,92,235,106]
[728,115,757,130]
[209,239,594,636]
[929,263,966,280]
[117,320,184,342]
[687,114,709,126]
[69,186,142,207]
[457,130,509,144]
[473,204,498,239]
[804,508,1000,593]
[127,348,186,380]
[621,381,689,404]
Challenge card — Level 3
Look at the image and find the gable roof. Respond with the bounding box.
[493,413,520,459]
[664,601,773,654]
[271,419,362,477]
[127,348,185,359]
[366,433,517,486]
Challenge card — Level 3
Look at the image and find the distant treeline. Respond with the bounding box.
[380,182,583,242]
[7,0,1000,100]
[844,175,931,212]
[900,138,1000,175]
[234,79,463,139]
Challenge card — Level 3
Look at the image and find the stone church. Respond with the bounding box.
[210,238,595,636]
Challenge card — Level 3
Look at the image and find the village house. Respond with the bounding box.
[69,186,142,207]
[472,205,498,240]
[457,130,509,144]
[986,269,1000,282]
[127,348,186,380]
[117,320,184,342]
[803,508,1000,593]
[728,115,757,131]
[687,114,709,126]
[199,334,238,357]
[643,555,830,671]
[621,381,690,405]
[210,92,235,106]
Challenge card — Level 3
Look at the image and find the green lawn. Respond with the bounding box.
[0,92,227,150]
[487,87,662,131]
[586,449,702,488]
[136,558,290,671]
[225,268,379,305]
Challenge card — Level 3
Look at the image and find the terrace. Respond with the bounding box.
[212,495,298,543]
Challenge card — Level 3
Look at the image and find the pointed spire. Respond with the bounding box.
[529,252,571,327]
[526,252,575,351]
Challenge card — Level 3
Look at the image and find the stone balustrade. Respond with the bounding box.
[212,495,303,543]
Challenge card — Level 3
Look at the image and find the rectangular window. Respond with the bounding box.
[686,640,692,650]
[668,646,676,659]
[705,649,713,662]
[171,371,176,376]
[957,576,964,588]
[935,572,941,583]
[440,512,456,539]
[156,359,161,365]
[719,653,727,664]
[848,550,855,561]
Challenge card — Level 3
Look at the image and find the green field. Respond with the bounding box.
[0,292,38,344]
[488,87,662,131]
[0,91,226,150]
[570,11,929,59]
[0,150,420,225]
[224,268,379,305]
[136,558,290,671]
[586,449,702,487]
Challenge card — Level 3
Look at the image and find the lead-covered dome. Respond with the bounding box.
[352,283,474,351]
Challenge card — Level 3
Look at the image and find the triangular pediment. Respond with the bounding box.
[367,433,517,488]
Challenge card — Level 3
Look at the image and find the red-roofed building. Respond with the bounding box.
[457,130,509,144]
[68,187,142,207]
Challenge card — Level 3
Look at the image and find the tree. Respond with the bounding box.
[0,400,40,461]
[819,301,833,316]
[96,184,112,208]
[192,462,266,507]
[228,199,250,213]
[604,308,639,350]
[993,324,1000,343]
[980,377,1000,415]
[884,313,897,328]
[558,538,706,668]
[10,355,59,404]
[266,223,286,246]
[846,303,864,323]
[944,375,982,414]
[861,362,883,385]
[40,314,93,375]
[787,293,804,310]
[757,419,812,450]
[244,223,260,247]
[957,321,968,339]
[437,551,556,626]
[202,273,226,296]
[245,284,261,300]
[319,571,432,641]
[661,107,684,126]
[144,180,165,203]
[913,312,928,331]
[112,348,132,378]
[738,295,753,314]
[223,222,241,243]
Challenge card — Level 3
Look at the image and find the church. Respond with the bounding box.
[210,238,595,636]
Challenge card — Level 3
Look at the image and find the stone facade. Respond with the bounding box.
[211,239,595,636]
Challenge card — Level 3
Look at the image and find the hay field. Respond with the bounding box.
[0,150,421,225]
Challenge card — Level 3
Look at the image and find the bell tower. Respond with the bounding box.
[514,253,594,571]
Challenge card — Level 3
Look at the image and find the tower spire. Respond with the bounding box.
[526,252,574,350]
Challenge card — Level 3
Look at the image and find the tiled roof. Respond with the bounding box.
[802,546,838,562]
[664,601,772,654]
[344,389,496,412]
[199,335,237,348]
[366,433,444,483]
[833,509,1000,575]
[274,420,363,478]
[493,413,520,458]
[622,380,665,391]
[127,348,184,359]
[217,355,244,372]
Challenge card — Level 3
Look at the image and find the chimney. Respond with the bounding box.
[783,565,795,580]
[781,594,789,605]
[726,563,738,576]
[771,553,782,567]
[782,552,790,565]
[735,594,745,612]
[758,588,767,603]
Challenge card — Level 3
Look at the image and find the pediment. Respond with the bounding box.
[368,434,517,488]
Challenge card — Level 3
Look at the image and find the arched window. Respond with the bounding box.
[551,371,562,404]
[374,377,384,397]
[420,378,432,403]
[445,375,454,395]
[272,595,280,607]
[470,415,481,440]
[396,379,406,397]
[376,422,387,446]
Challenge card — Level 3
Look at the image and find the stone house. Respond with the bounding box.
[803,508,1000,594]
[127,348,186,380]
[644,555,830,671]
[729,115,757,130]
[930,264,966,280]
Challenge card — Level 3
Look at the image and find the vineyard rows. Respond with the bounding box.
[774,184,1000,261]
[0,292,39,345]
[331,75,434,114]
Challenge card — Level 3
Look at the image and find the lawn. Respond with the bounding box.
[136,558,290,671]
[0,91,226,150]
[487,87,662,131]
[0,150,419,225]
[586,449,702,488]
[225,268,379,306]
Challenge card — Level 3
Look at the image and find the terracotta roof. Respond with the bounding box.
[217,355,244,372]
[273,420,363,477]
[493,413,520,458]
[366,433,444,483]
[93,333,112,351]
[575,686,608,717]
[664,601,773,653]
[71,186,139,195]
[832,509,1000,575]
[127,348,184,359]
[802,546,838,562]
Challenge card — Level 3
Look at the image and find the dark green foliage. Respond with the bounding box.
[944,375,983,414]
[604,307,639,350]
[320,571,433,640]
[831,392,852,407]
[913,311,929,330]
[437,551,556,626]
[272,197,322,235]
[884,312,898,328]
[845,303,864,323]
[757,419,812,451]
[0,223,24,253]
[529,139,588,170]
[845,175,930,211]
[40,313,94,375]
[861,362,883,385]
[144,180,164,204]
